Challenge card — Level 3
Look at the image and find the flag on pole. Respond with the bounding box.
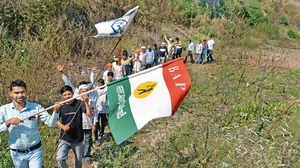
[107,58,191,144]
[94,6,139,38]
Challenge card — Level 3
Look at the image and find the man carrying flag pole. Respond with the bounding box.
[107,58,191,144]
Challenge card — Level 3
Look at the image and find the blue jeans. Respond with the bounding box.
[195,53,201,64]
[153,59,159,66]
[83,129,92,158]
[56,139,83,168]
[201,52,206,64]
[10,146,43,168]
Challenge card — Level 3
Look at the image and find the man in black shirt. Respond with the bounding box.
[56,85,92,168]
[158,42,168,64]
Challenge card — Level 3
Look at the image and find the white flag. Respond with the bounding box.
[94,6,139,38]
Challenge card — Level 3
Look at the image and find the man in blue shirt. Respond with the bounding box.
[0,79,61,168]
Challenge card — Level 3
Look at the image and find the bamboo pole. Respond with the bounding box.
[21,86,106,121]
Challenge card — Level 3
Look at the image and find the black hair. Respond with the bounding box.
[122,50,128,57]
[78,81,88,86]
[176,37,179,40]
[154,43,157,47]
[107,71,114,77]
[9,79,27,91]
[97,79,105,85]
[60,85,74,94]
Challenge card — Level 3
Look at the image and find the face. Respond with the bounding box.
[10,86,27,104]
[97,82,103,87]
[108,76,113,82]
[61,90,74,103]
[107,66,112,71]
[122,55,127,59]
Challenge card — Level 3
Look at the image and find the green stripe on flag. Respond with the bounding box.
[108,77,138,144]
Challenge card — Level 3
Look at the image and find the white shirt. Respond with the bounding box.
[112,62,124,80]
[102,70,115,83]
[207,39,214,50]
[188,42,194,52]
[196,43,203,54]
[139,52,147,65]
[96,88,108,114]
[133,54,142,72]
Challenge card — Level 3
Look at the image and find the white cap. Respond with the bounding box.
[141,46,146,49]
[162,42,166,45]
[78,84,89,90]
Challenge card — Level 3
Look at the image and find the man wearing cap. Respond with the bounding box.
[139,46,147,70]
[133,48,142,74]
[145,45,154,69]
[0,79,61,168]
[159,42,168,64]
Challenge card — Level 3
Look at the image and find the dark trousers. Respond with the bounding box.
[146,63,152,69]
[175,48,182,58]
[98,113,108,137]
[83,129,92,158]
[207,50,215,62]
[184,51,194,63]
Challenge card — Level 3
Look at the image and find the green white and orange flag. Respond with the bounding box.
[107,58,191,144]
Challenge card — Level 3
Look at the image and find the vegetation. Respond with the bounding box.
[0,0,300,167]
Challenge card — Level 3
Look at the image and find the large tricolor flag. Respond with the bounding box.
[94,6,139,38]
[107,58,191,144]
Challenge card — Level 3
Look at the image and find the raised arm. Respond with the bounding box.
[57,65,76,91]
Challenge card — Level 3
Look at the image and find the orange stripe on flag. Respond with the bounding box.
[162,58,191,115]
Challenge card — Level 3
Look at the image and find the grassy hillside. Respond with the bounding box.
[0,0,300,167]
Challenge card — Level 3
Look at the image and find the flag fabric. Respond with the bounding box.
[107,58,191,144]
[94,6,139,38]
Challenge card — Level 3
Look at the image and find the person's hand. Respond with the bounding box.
[57,65,64,73]
[92,124,96,133]
[81,94,89,103]
[6,118,23,127]
[53,103,63,112]
[63,123,71,132]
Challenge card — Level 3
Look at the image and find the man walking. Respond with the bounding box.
[207,35,215,63]
[195,40,203,64]
[0,80,60,168]
[184,39,194,64]
[56,85,92,168]
[158,42,168,64]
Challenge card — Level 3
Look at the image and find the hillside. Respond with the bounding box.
[0,0,300,167]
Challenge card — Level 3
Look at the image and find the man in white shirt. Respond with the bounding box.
[194,40,203,64]
[207,35,215,63]
[184,39,194,64]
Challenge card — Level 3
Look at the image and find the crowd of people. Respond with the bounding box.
[104,35,216,80]
[0,35,216,168]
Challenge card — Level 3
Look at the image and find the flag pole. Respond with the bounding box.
[21,86,105,121]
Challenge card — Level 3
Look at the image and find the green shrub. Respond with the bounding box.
[244,0,269,26]
[280,14,289,26]
[287,29,297,39]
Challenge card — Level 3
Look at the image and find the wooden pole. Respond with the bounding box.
[21,86,106,121]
